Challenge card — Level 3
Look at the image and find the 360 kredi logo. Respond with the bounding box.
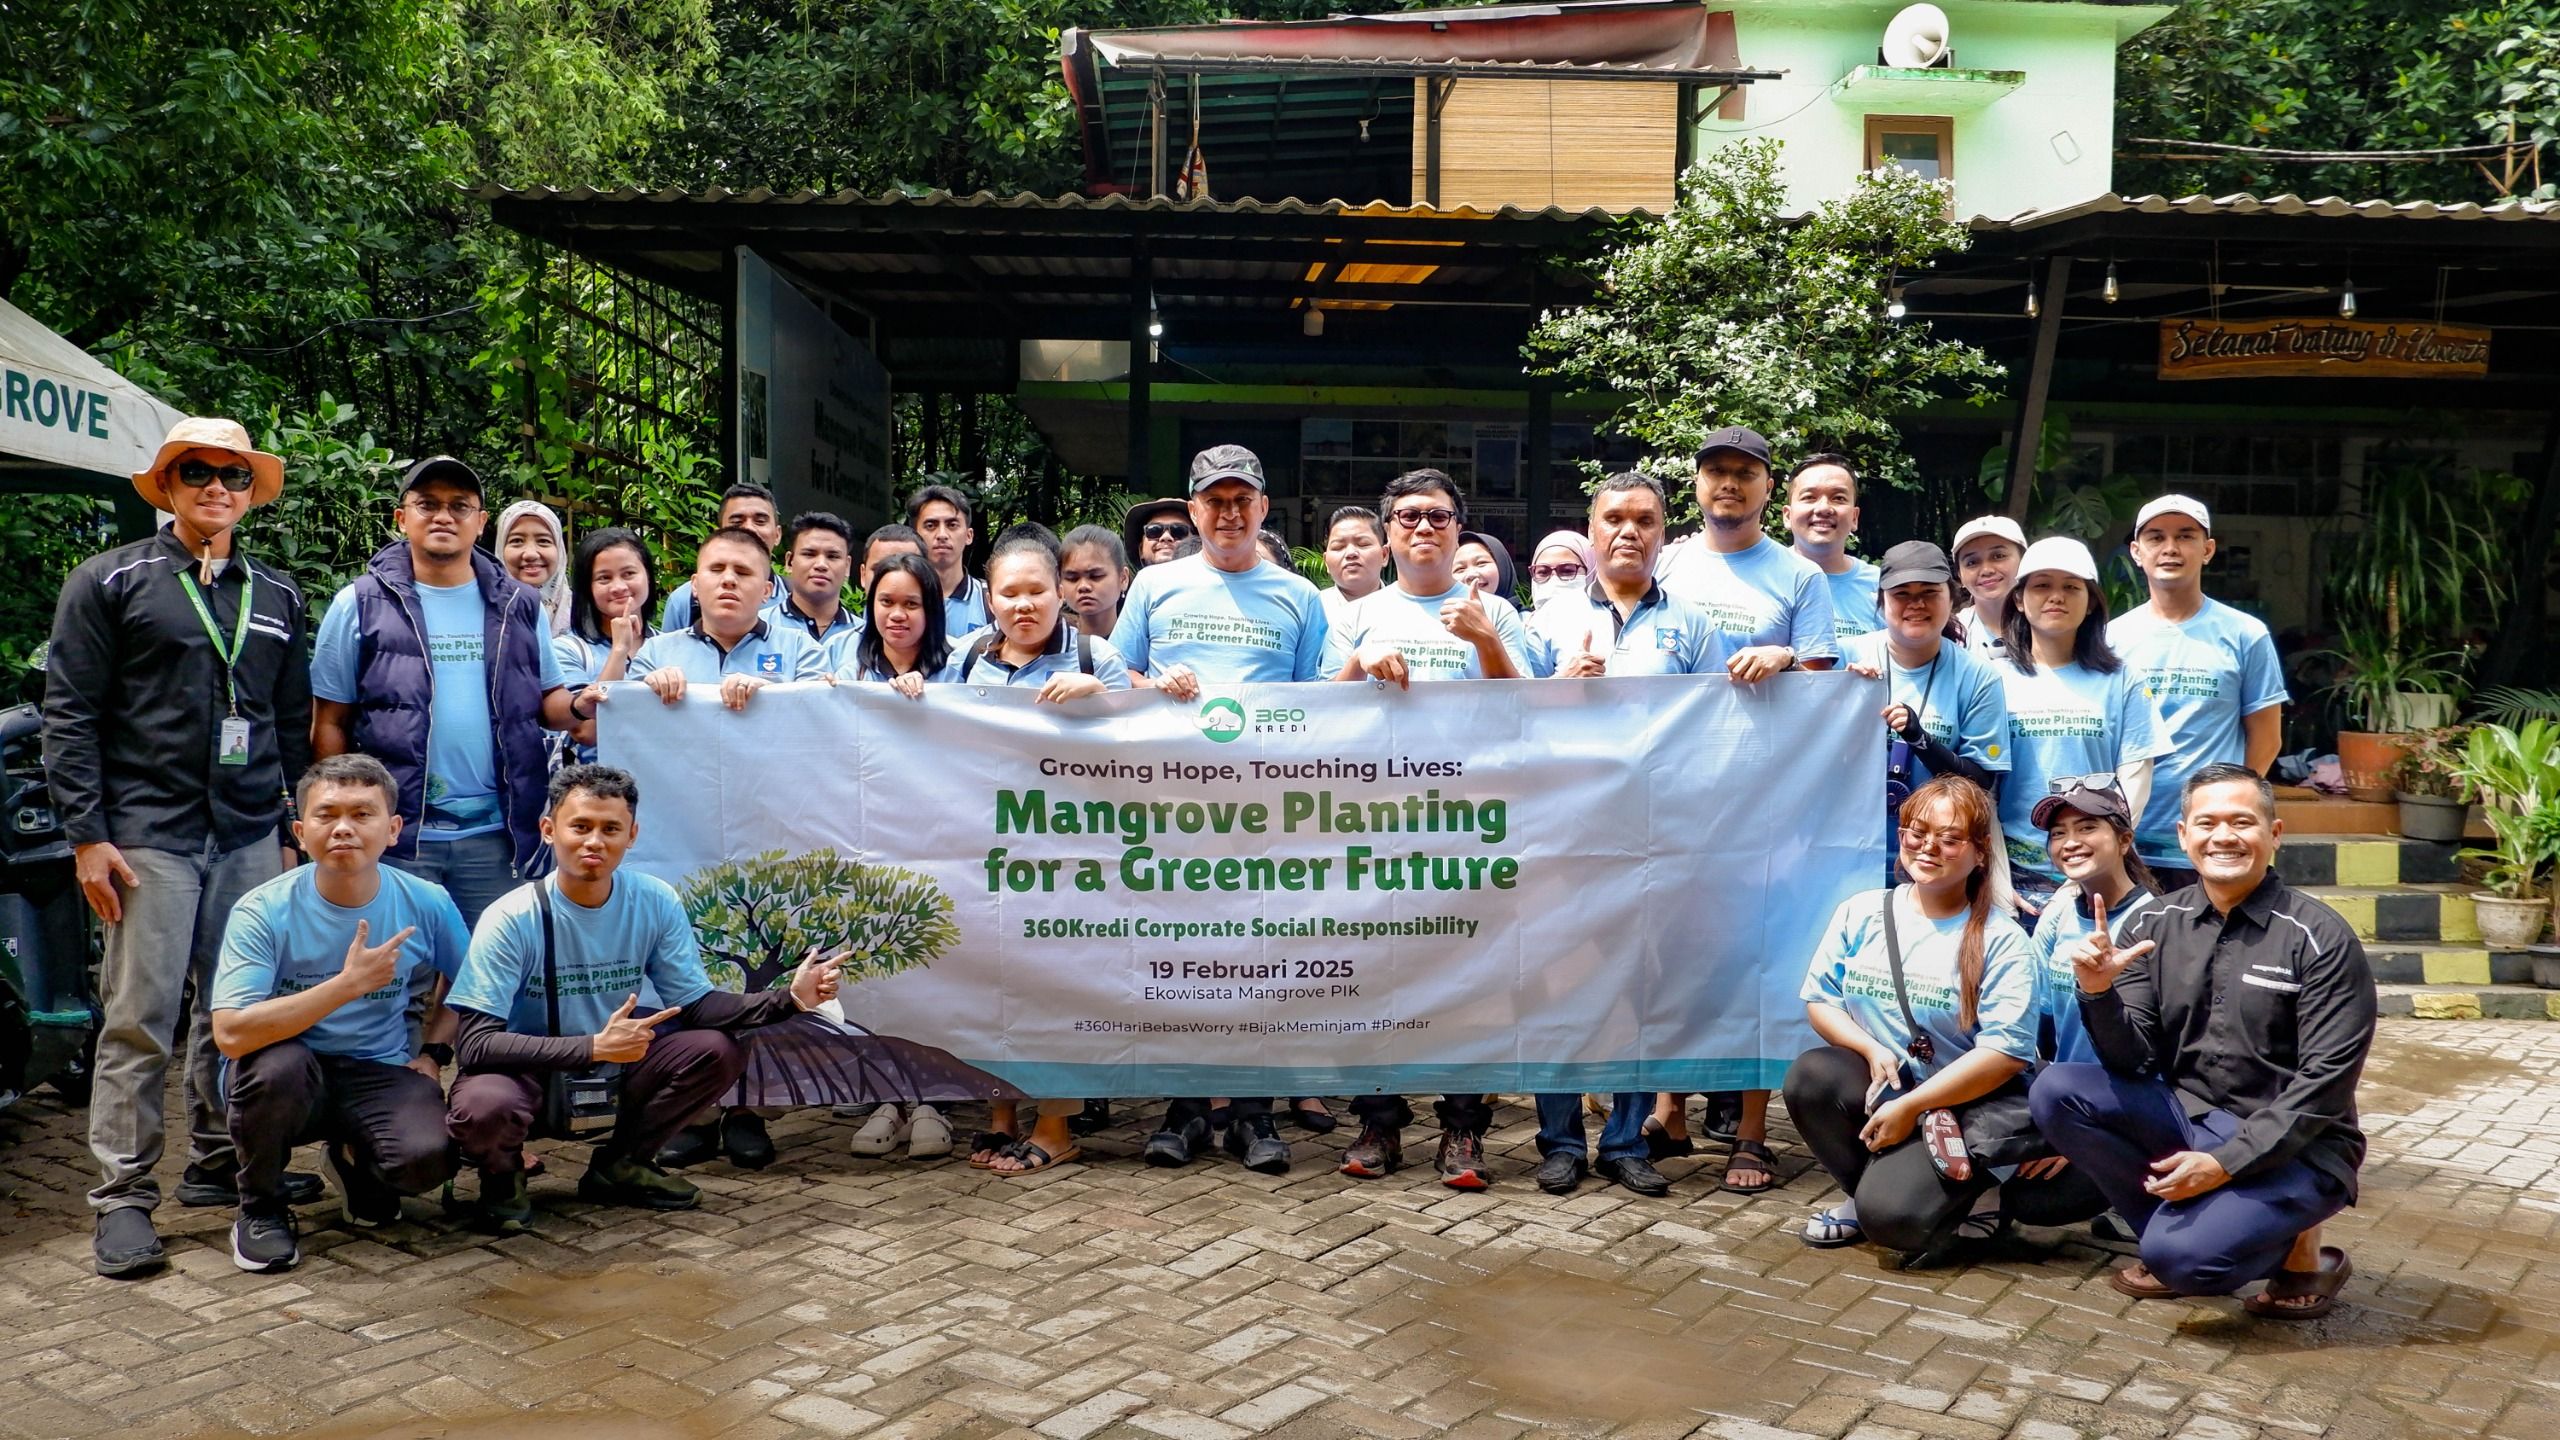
[1195,697,1247,743]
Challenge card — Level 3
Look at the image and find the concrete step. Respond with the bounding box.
[2300,883,2479,944]
[2275,836,2464,888]
[2365,944,2541,987]
[2376,984,2560,1021]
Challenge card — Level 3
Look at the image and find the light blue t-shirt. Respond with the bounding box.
[1801,886,2040,1082]
[1842,632,2012,785]
[945,625,1134,690]
[446,873,713,1040]
[209,866,468,1067]
[661,574,784,631]
[553,628,654,765]
[627,620,830,686]
[2106,598,2289,866]
[1957,605,2010,664]
[1526,586,1725,676]
[1111,553,1329,683]
[764,593,866,674]
[1654,534,1839,664]
[1321,583,1530,681]
[313,577,565,841]
[1995,659,2175,884]
[1815,556,1882,639]
[2027,884,2159,1065]
[943,575,992,640]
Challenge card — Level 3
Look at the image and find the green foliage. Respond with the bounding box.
[2475,685,2560,726]
[464,0,719,184]
[683,847,959,993]
[2385,723,2477,798]
[0,493,113,699]
[2320,626,2468,734]
[2322,445,2522,712]
[248,398,408,601]
[2117,2,2560,201]
[2455,721,2560,898]
[1525,141,2002,528]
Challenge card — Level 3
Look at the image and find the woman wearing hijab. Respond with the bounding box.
[1521,529,1598,676]
[1453,531,1519,610]
[497,499,574,635]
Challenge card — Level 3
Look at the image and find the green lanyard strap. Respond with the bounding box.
[177,569,256,717]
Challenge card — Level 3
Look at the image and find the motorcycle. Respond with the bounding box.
[0,701,98,1115]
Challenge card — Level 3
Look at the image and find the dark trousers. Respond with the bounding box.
[1783,1046,2102,1253]
[226,1039,455,1210]
[2030,1062,2347,1295]
[1348,1094,1494,1132]
[448,1029,750,1175]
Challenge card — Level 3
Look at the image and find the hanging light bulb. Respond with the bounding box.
[2338,276,2358,319]
[2103,260,2120,304]
[1148,301,1164,338]
[1885,287,1907,320]
[2024,277,2039,319]
[1302,305,1325,337]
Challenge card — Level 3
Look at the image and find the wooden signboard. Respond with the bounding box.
[2158,318,2490,381]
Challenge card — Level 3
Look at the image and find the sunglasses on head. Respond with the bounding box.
[2047,773,2122,795]
[172,459,255,493]
[1142,522,1194,541]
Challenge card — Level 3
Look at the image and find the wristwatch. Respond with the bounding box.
[419,1042,455,1068]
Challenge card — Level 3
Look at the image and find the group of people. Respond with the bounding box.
[41,414,2370,1321]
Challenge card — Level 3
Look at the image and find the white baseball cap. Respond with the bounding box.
[1950,515,2026,558]
[2016,536,2101,584]
[2134,494,2212,533]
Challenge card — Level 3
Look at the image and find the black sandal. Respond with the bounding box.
[1641,1115,1695,1161]
[1721,1139,1775,1194]
[968,1130,1018,1170]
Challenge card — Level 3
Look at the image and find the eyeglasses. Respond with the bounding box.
[1897,825,1976,853]
[1529,563,1587,582]
[1141,522,1194,541]
[1389,507,1460,530]
[172,460,255,493]
[2047,773,2122,795]
[404,496,482,518]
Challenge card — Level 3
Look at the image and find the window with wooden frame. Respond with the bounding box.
[1865,115,1954,183]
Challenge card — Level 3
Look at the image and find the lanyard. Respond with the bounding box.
[1898,645,1944,727]
[177,570,255,717]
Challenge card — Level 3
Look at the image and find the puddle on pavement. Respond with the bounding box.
[1422,1265,1754,1423]
[2359,1039,2519,1110]
[465,1259,749,1330]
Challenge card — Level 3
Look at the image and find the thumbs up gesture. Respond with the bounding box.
[2069,886,2154,996]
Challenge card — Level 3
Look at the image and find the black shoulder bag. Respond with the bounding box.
[1880,888,2051,1168]
[533,880,626,1139]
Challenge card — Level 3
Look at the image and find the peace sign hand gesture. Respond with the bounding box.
[2069,885,2154,996]
[590,993,683,1063]
[338,920,414,997]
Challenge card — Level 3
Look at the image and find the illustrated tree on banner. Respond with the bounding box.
[680,849,1010,1107]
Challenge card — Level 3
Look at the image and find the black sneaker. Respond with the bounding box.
[720,1110,776,1169]
[1533,1150,1587,1195]
[1340,1123,1403,1179]
[177,1163,323,1208]
[1142,1113,1209,1168]
[1069,1099,1114,1136]
[1224,1113,1290,1174]
[93,1207,167,1279]
[230,1208,299,1273]
[657,1122,720,1170]
[326,1141,401,1229]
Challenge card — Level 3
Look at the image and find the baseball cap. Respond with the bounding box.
[2016,536,2100,584]
[2032,781,2132,830]
[1876,540,1954,590]
[2134,494,2212,533]
[1949,515,2026,558]
[1693,426,1772,469]
[1187,444,1267,494]
[398,455,483,496]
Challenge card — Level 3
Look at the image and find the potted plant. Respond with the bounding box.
[2386,724,2474,843]
[2326,625,2466,802]
[2453,721,2560,948]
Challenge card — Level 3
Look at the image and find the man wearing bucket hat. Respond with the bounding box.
[45,416,323,1277]
[1122,496,1196,570]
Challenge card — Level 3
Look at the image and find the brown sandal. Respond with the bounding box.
[1721,1139,1775,1194]
[990,1139,1081,1176]
[2244,1247,2351,1320]
[2109,1262,2180,1300]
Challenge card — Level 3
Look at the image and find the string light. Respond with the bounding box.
[2103,259,2120,304]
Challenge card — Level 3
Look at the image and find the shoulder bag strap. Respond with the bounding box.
[960,628,1001,681]
[1077,629,1094,676]
[537,880,562,1039]
[1879,886,1931,1056]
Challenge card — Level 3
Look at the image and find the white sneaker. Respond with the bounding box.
[908,1103,954,1159]
[849,1104,909,1156]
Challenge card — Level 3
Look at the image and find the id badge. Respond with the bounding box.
[217,717,253,766]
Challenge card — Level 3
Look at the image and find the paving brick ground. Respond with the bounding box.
[2,1017,2554,1440]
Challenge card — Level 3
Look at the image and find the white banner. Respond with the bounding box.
[607,672,1884,1101]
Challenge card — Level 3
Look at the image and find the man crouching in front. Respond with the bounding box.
[442,764,838,1229]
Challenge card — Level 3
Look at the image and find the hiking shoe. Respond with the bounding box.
[1143,1114,1210,1167]
[177,1163,322,1208]
[1340,1122,1403,1179]
[1533,1149,1587,1195]
[657,1122,720,1170]
[93,1207,167,1279]
[579,1154,702,1211]
[230,1208,299,1273]
[479,1169,534,1233]
[1435,1128,1491,1190]
[1224,1113,1290,1174]
[326,1141,402,1229]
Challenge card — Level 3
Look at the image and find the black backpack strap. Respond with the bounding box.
[537,880,562,1039]
[1077,629,1094,676]
[960,629,1001,682]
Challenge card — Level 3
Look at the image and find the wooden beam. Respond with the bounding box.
[2004,256,2071,521]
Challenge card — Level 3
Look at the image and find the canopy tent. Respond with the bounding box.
[0,295,186,484]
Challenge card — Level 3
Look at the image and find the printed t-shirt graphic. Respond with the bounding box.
[1800,886,2039,1082]
[1321,584,1530,681]
[1110,552,1329,682]
[1654,534,1839,668]
[446,873,713,1039]
[2105,597,2288,867]
[1993,661,2173,884]
[210,865,469,1066]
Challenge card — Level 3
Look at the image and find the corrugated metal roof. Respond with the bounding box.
[470,184,1649,222]
[1981,191,2560,229]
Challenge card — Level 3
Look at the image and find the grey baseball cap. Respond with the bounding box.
[1876,540,1954,590]
[1188,444,1267,494]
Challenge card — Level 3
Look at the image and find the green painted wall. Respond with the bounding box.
[1696,1,2168,220]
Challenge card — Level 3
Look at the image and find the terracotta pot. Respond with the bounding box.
[2475,894,2548,949]
[2338,730,2414,803]
[2393,791,2469,843]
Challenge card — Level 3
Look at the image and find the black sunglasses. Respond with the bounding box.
[172,459,256,493]
[1142,522,1194,541]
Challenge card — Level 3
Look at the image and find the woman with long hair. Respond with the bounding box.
[1994,538,2172,917]
[555,528,656,764]
[2030,780,2163,1066]
[842,552,951,692]
[1059,525,1132,639]
[1783,776,2089,1261]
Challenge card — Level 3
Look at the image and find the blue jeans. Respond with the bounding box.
[390,830,519,929]
[1534,1092,1648,1164]
[2030,1062,2348,1295]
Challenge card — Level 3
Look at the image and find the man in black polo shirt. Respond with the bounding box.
[45,416,321,1276]
[2030,763,2374,1320]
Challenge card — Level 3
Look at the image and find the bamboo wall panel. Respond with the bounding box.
[1411,80,1676,213]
